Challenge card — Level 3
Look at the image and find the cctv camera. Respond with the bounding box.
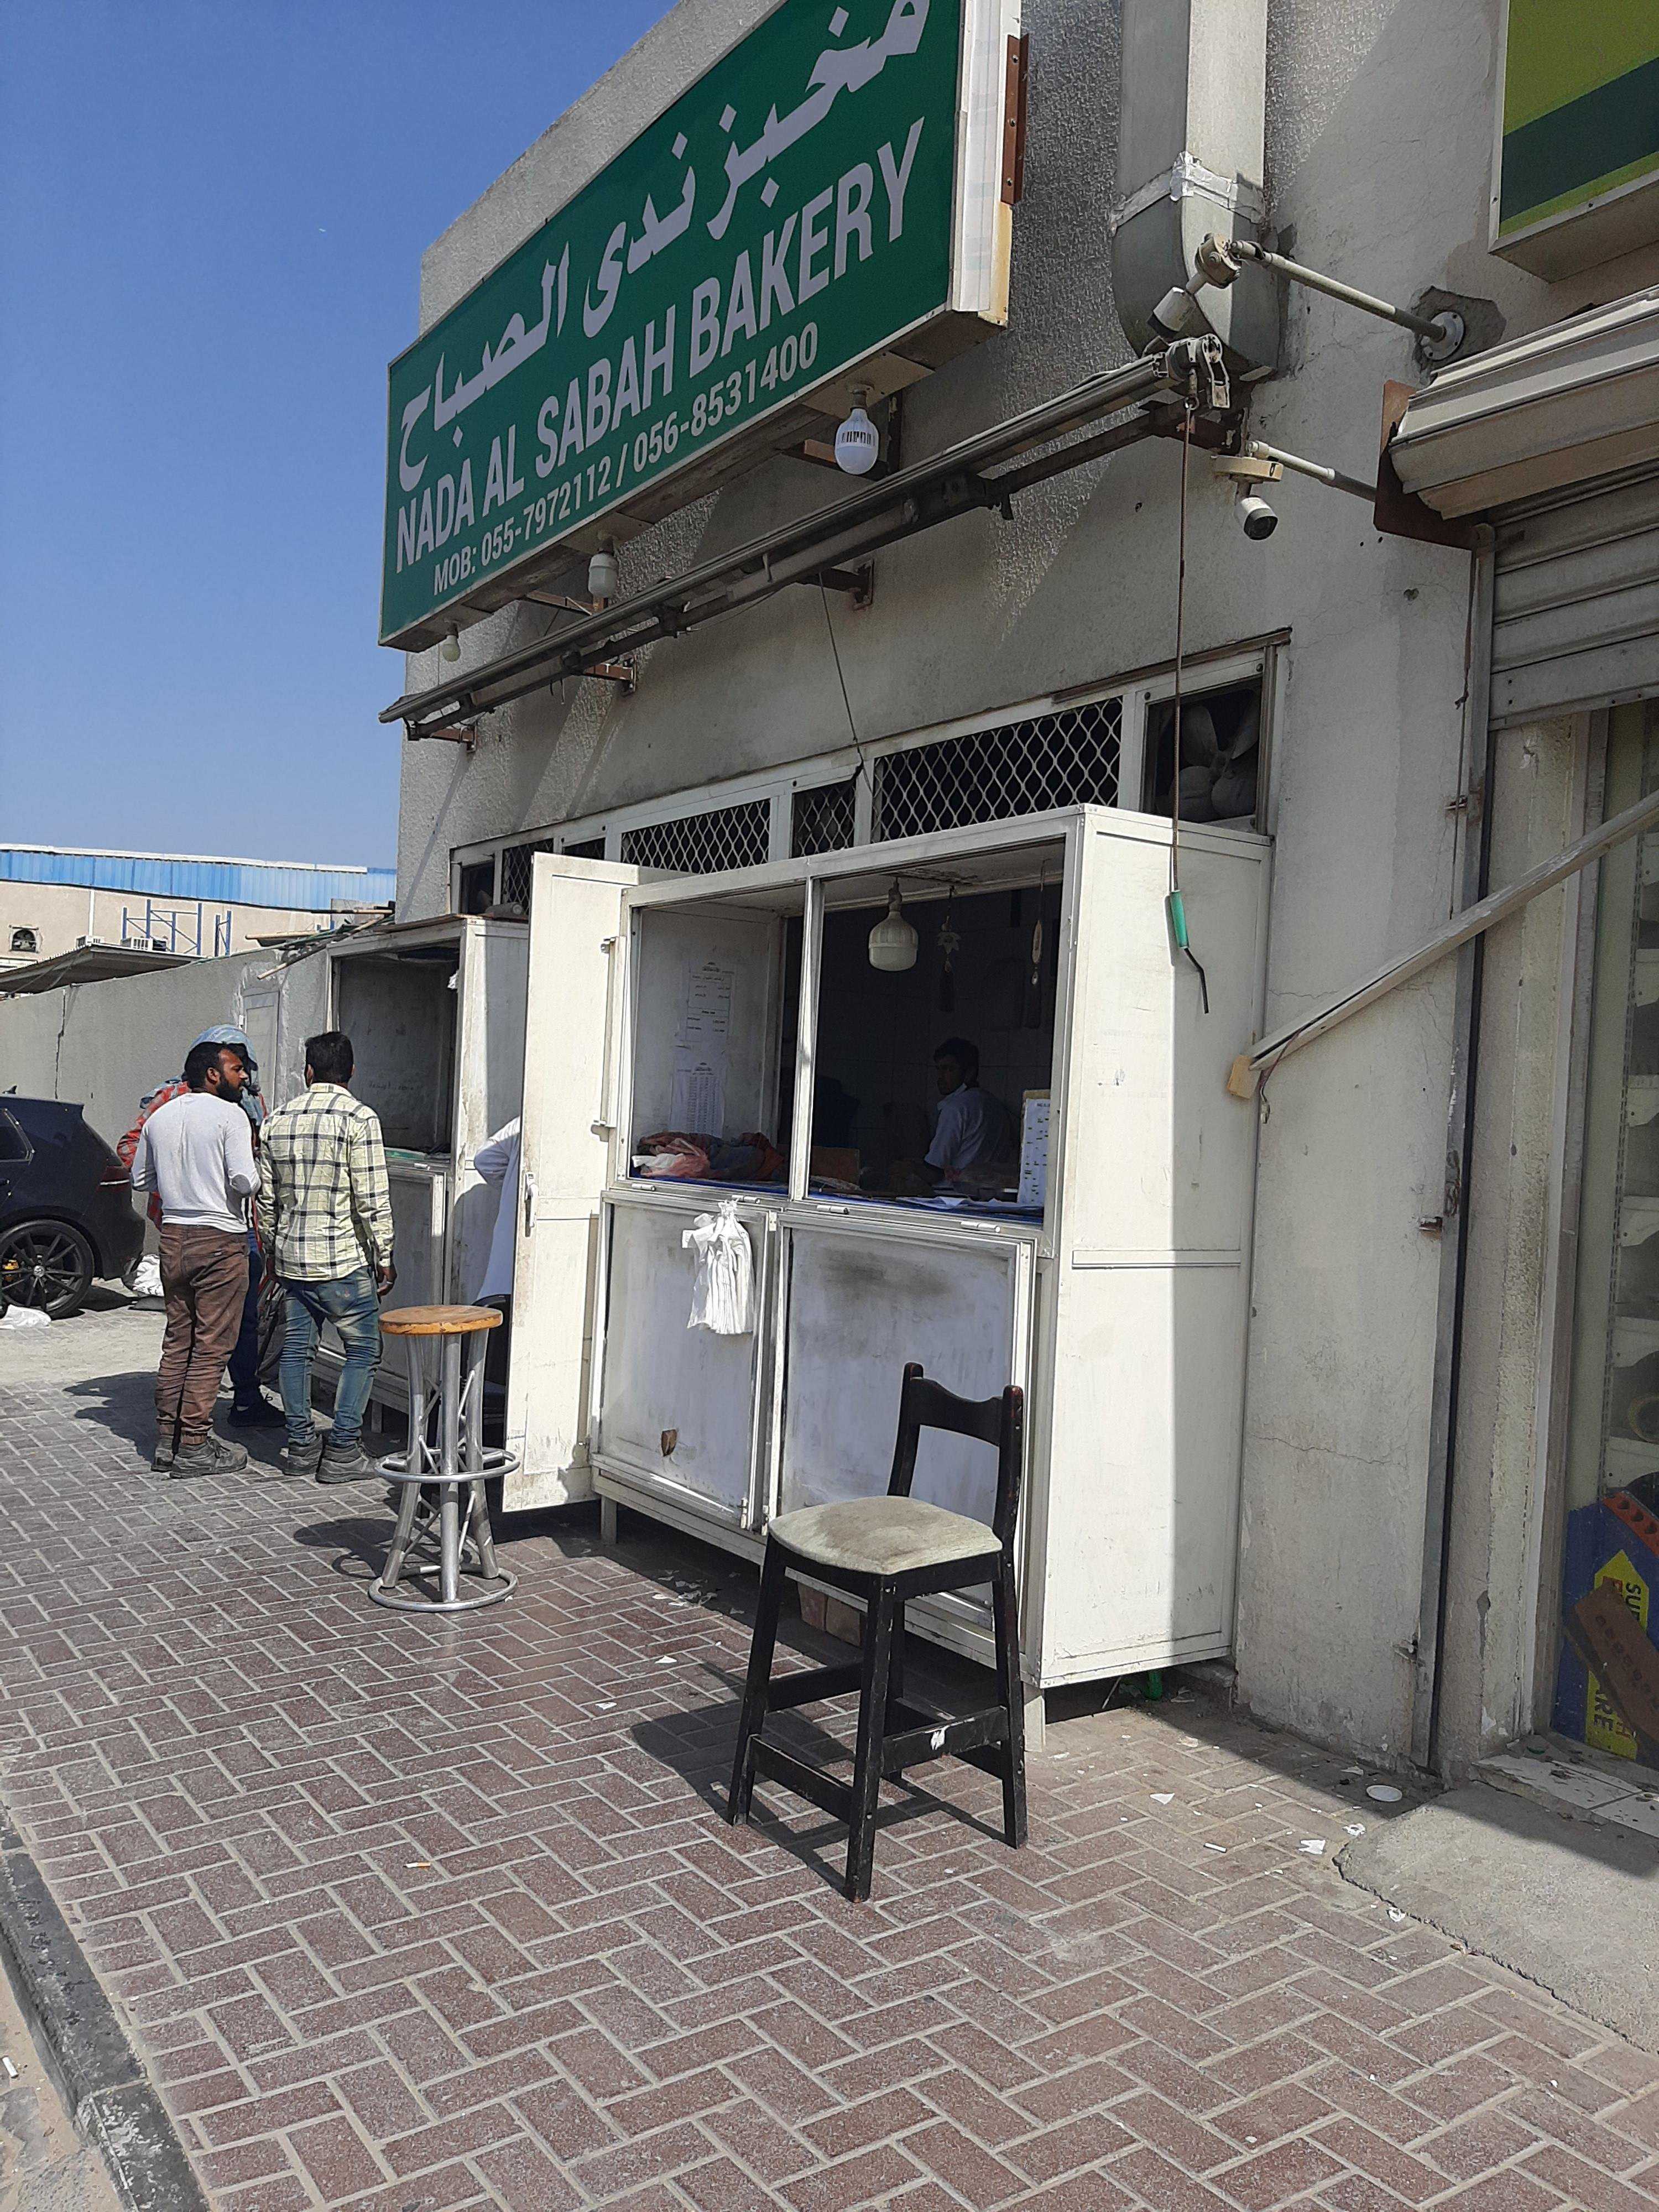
[1237,492,1278,541]
[1150,285,1202,339]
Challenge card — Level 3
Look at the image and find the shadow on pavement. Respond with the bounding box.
[60,1369,290,1480]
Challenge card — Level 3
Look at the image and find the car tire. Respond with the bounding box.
[0,1219,97,1317]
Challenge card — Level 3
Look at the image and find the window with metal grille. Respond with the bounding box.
[561,836,606,860]
[872,698,1122,843]
[791,778,858,857]
[498,839,555,911]
[620,799,771,873]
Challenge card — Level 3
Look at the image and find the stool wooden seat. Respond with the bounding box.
[382,1305,502,1336]
[728,1363,1027,1901]
[372,1305,517,1614]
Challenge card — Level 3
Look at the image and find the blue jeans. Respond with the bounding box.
[228,1231,261,1401]
[278,1271,382,1449]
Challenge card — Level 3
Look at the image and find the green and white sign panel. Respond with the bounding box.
[1493,0,1659,275]
[382,0,1015,648]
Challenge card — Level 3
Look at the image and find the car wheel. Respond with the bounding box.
[0,1220,96,1317]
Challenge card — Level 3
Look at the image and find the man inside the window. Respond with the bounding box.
[924,1037,1012,1182]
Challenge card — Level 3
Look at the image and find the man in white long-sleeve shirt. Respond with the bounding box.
[129,1040,260,1476]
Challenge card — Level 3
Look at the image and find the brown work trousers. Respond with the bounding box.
[156,1226,248,1447]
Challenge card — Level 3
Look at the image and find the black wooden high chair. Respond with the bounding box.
[727,1363,1027,1901]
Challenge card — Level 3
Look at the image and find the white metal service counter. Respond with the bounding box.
[509,807,1267,1689]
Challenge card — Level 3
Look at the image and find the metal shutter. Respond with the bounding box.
[1492,467,1659,724]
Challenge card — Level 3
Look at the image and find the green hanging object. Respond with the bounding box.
[1165,891,1209,1014]
[1143,1670,1165,1701]
[1165,889,1189,952]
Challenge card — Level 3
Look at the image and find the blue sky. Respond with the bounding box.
[0,1,665,867]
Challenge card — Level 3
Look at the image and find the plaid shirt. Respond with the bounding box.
[257,1084,394,1282]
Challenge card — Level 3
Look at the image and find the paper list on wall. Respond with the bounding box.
[669,956,735,1133]
[1018,1091,1051,1209]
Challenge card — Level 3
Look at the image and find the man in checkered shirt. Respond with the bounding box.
[257,1030,395,1483]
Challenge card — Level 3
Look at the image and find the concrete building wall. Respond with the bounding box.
[0,880,339,968]
[1435,716,1584,1775]
[386,0,1659,1760]
[0,952,290,1153]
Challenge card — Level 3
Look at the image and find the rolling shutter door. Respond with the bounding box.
[1492,467,1659,724]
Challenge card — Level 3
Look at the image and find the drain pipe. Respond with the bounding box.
[1415,528,1498,1774]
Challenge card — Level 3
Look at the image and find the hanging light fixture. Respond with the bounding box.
[868,883,918,972]
[587,539,619,605]
[440,623,462,663]
[834,388,880,476]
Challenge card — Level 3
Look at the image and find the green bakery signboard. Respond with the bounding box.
[1493,0,1659,275]
[382,0,1017,649]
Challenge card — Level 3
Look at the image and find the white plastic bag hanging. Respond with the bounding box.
[682,1198,753,1335]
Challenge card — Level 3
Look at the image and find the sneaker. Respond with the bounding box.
[228,1394,286,1429]
[152,1429,178,1472]
[170,1435,249,1478]
[316,1441,379,1484]
[280,1437,324,1476]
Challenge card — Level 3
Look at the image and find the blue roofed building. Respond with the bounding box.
[0,843,395,976]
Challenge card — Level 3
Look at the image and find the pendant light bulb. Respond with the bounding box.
[587,540,619,605]
[868,884,918,972]
[834,389,880,476]
[441,623,462,664]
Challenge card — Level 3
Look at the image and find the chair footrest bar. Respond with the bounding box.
[765,1662,864,1710]
[749,1738,854,1824]
[883,1708,1009,1775]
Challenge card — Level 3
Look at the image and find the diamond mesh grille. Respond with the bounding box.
[498,839,555,911]
[620,799,771,873]
[791,778,858,857]
[872,698,1122,843]
[561,836,606,860]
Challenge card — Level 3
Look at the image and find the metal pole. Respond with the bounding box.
[440,1333,462,1604]
[380,342,1215,732]
[1232,766,1659,1093]
[1248,440,1377,504]
[1227,237,1448,343]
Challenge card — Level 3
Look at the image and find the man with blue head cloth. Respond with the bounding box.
[120,1024,285,1464]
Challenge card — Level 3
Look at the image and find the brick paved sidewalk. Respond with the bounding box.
[2,1363,1658,2212]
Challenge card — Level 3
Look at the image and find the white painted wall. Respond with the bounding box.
[387,0,1659,1758]
[0,951,300,1151]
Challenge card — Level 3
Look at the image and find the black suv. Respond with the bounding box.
[0,1098,144,1317]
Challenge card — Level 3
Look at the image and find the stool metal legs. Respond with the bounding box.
[371,1330,517,1613]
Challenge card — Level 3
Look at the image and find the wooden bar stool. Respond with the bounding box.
[728,1364,1027,1901]
[372,1306,518,1613]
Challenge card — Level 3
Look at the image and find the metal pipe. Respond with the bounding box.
[440,1332,462,1606]
[382,342,1219,732]
[1248,440,1377,504]
[1226,237,1448,343]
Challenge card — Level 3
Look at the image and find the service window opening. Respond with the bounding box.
[628,899,795,1193]
[810,879,1060,1219]
[334,948,460,1158]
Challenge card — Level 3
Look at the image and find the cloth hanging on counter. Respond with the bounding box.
[683,1198,754,1335]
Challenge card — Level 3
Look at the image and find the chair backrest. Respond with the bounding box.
[886,1361,1025,1550]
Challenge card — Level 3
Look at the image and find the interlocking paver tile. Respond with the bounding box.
[3,1366,1657,2211]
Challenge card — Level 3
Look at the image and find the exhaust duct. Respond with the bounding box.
[1111,0,1277,375]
